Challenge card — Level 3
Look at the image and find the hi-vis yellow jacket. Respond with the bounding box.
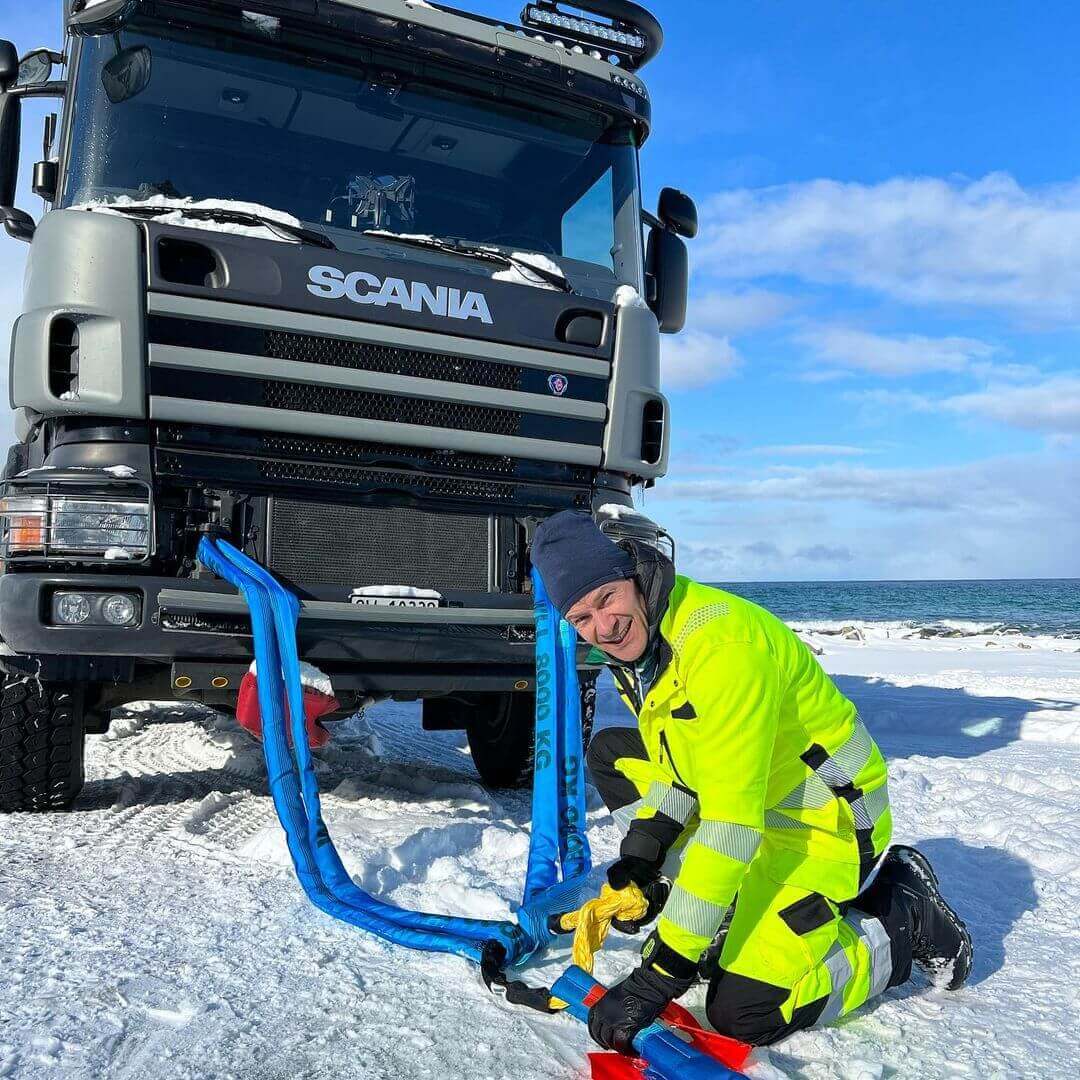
[608,557,892,965]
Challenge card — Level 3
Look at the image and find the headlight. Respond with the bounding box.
[0,482,152,562]
[51,498,150,553]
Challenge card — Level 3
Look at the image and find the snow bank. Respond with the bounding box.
[792,618,1077,654]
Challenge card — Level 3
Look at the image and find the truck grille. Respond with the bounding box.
[146,302,610,468]
[267,500,493,592]
[149,367,600,444]
[153,425,593,512]
[148,315,610,403]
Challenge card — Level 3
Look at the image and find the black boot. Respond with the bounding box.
[870,845,973,991]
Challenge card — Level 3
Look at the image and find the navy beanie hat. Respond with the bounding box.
[531,511,635,616]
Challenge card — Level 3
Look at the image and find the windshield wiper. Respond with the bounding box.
[364,231,573,294]
[107,203,336,249]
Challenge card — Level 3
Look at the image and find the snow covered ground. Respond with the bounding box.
[2,628,1079,1079]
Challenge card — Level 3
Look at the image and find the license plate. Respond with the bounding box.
[350,596,441,609]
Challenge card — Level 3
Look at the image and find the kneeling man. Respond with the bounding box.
[531,512,972,1053]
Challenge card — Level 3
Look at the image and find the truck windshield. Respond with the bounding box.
[62,24,643,284]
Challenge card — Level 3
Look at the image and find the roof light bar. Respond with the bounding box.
[521,2,663,69]
[524,6,646,52]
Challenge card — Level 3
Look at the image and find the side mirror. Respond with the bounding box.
[69,0,139,37]
[0,39,32,241]
[0,40,17,92]
[102,45,152,104]
[16,49,55,89]
[658,187,698,239]
[645,226,688,334]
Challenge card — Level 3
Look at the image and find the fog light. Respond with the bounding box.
[55,592,92,624]
[52,590,141,628]
[102,593,138,626]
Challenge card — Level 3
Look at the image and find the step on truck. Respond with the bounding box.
[0,0,694,810]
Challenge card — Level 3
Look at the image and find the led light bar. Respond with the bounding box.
[523,5,648,53]
[522,2,663,69]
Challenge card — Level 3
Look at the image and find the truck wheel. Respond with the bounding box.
[465,673,598,790]
[0,676,86,813]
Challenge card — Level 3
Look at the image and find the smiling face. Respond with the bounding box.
[565,577,649,663]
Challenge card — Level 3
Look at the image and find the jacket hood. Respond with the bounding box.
[607,538,677,663]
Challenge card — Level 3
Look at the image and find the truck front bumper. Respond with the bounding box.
[0,574,588,694]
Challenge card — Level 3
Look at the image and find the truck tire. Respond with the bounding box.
[465,673,598,790]
[0,676,86,812]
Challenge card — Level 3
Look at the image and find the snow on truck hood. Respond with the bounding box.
[74,196,305,243]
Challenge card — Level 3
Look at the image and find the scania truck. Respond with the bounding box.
[0,0,695,811]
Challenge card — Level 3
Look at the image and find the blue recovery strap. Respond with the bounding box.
[516,568,594,951]
[197,538,524,962]
[195,540,591,969]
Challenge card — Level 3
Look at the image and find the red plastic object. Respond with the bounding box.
[659,1002,753,1071]
[587,1053,647,1079]
[235,671,337,749]
[583,985,753,1078]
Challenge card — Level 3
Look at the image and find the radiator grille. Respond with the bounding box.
[268,500,493,591]
[260,379,524,436]
[146,315,611,404]
[260,459,517,503]
[265,330,523,392]
[155,424,595,486]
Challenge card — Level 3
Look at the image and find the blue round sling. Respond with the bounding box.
[196,537,745,1079]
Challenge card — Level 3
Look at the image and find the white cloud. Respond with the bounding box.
[657,453,1080,580]
[656,455,1079,517]
[696,173,1080,321]
[749,444,870,458]
[846,374,1080,434]
[794,544,854,563]
[943,375,1080,433]
[661,330,742,389]
[692,289,795,334]
[800,327,997,377]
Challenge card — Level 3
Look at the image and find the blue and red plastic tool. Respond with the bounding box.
[552,966,752,1080]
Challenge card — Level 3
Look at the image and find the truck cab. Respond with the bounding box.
[0,0,694,811]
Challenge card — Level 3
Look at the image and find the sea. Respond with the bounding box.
[711,579,1080,639]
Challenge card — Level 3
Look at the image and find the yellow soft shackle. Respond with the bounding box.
[557,883,650,974]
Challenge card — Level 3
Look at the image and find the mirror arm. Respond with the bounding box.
[7,80,67,100]
[641,208,663,231]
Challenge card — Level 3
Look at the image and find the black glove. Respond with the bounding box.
[587,934,697,1055]
[611,876,670,935]
[608,854,662,892]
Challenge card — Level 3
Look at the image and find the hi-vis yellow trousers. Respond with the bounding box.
[588,726,911,1046]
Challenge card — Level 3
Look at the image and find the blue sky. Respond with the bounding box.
[1,1,1077,581]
